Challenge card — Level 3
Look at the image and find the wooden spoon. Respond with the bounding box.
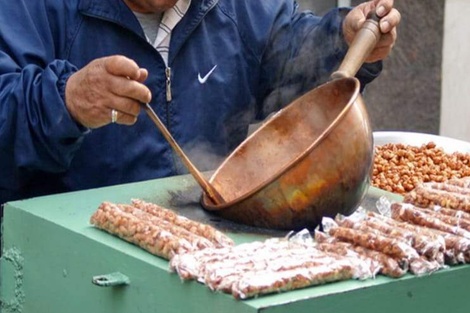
[141,103,225,205]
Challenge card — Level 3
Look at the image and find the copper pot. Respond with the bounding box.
[201,14,381,230]
[202,77,372,229]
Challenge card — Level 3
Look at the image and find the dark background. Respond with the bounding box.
[298,0,444,134]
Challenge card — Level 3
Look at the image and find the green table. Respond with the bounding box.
[1,174,469,313]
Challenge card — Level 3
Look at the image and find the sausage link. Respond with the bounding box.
[90,202,192,259]
[328,226,419,261]
[232,263,354,299]
[117,203,215,251]
[131,199,234,247]
[404,185,470,212]
[391,203,470,239]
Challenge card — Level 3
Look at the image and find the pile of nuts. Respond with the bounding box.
[372,142,470,195]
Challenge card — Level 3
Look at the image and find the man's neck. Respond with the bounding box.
[122,0,175,14]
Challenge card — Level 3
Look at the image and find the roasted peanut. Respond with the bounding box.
[372,142,470,195]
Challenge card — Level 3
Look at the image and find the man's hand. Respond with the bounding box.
[65,55,152,128]
[343,0,401,63]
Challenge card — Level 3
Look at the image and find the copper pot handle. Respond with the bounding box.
[331,12,382,80]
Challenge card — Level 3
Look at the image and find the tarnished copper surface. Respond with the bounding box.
[201,77,373,230]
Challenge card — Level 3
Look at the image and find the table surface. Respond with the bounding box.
[1,174,469,313]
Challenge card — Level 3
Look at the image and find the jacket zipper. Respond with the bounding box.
[165,67,172,102]
[165,65,179,172]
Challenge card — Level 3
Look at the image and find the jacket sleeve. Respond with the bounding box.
[258,5,382,119]
[0,1,86,190]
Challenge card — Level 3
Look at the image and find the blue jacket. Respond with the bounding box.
[0,0,381,204]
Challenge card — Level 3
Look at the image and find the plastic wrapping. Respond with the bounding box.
[336,213,415,247]
[446,177,470,189]
[90,202,193,259]
[314,237,406,278]
[131,199,234,247]
[366,211,445,264]
[417,207,470,232]
[170,233,375,299]
[231,263,354,299]
[118,203,215,251]
[376,201,470,265]
[90,201,233,260]
[391,203,470,239]
[328,226,419,261]
[427,182,470,195]
[404,184,470,212]
[432,205,470,220]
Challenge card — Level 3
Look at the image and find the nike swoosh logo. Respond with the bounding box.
[198,65,218,84]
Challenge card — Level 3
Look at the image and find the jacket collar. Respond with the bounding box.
[78,0,219,58]
[78,0,144,37]
[169,0,218,63]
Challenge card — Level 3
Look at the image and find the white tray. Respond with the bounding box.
[373,131,470,153]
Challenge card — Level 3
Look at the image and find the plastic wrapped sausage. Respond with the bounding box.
[231,263,354,299]
[446,177,470,189]
[314,239,406,278]
[117,203,215,251]
[391,203,470,239]
[207,248,358,293]
[336,215,414,247]
[171,235,374,299]
[431,205,470,220]
[364,212,445,264]
[417,207,470,233]
[381,204,470,264]
[328,226,419,261]
[170,241,265,281]
[90,202,193,259]
[404,184,470,212]
[90,201,234,260]
[131,199,234,247]
[427,182,470,195]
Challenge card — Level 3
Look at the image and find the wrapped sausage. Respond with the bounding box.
[427,182,470,195]
[315,231,409,277]
[328,226,419,261]
[375,205,470,264]
[359,211,445,264]
[391,203,470,239]
[430,229,470,264]
[444,177,470,189]
[336,215,414,247]
[404,184,470,213]
[131,199,234,247]
[231,263,354,299]
[91,201,234,261]
[170,241,266,280]
[431,205,470,220]
[172,234,374,299]
[416,207,470,233]
[90,202,193,259]
[207,248,360,293]
[315,240,406,278]
[117,203,215,251]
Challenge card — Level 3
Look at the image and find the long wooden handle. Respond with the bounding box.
[331,12,381,79]
[142,103,225,205]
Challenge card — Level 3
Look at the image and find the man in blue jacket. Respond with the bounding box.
[0,0,400,205]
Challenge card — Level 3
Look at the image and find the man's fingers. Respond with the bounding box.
[375,29,397,49]
[106,96,142,118]
[65,55,152,128]
[110,109,139,126]
[374,0,394,17]
[108,75,151,104]
[380,8,401,33]
[136,68,149,83]
[104,55,142,80]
